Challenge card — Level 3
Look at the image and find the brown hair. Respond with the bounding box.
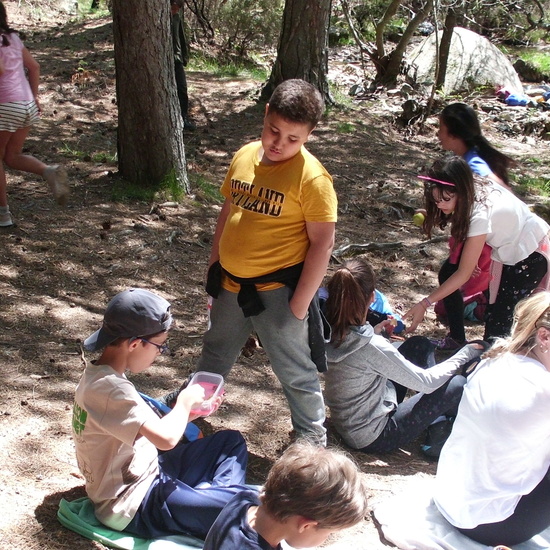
[422,156,477,243]
[0,2,22,46]
[267,79,324,129]
[261,441,368,529]
[325,259,376,347]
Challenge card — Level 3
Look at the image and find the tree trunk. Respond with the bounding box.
[379,0,434,86]
[261,0,332,103]
[436,8,457,90]
[112,0,188,191]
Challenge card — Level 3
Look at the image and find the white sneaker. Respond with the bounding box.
[44,165,70,206]
[0,211,13,227]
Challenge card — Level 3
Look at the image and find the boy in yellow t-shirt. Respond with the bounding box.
[197,79,337,445]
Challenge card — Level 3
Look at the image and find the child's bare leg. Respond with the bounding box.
[0,130,14,207]
[4,126,46,175]
[0,162,9,208]
[4,126,69,205]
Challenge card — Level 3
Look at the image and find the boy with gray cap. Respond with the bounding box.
[73,288,249,540]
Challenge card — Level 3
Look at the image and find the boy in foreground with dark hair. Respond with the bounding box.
[197,79,337,445]
[203,442,369,549]
[73,288,248,540]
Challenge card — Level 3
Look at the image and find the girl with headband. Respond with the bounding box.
[405,156,549,343]
[431,103,515,349]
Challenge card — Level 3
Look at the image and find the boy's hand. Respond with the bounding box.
[191,391,226,418]
[289,298,308,320]
[176,384,206,410]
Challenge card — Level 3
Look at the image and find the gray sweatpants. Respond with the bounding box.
[197,286,326,445]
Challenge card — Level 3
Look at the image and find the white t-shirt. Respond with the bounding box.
[468,180,549,265]
[434,353,550,528]
[73,363,159,530]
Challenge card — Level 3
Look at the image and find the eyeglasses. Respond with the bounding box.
[138,338,170,355]
[432,195,455,205]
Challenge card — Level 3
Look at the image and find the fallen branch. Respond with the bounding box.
[332,241,403,258]
[332,235,449,258]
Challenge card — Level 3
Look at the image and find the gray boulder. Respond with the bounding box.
[406,27,523,94]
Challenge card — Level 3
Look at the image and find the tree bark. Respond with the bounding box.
[379,0,434,86]
[436,8,457,90]
[112,0,188,191]
[261,0,332,103]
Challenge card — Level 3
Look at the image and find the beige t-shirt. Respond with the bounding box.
[72,363,159,530]
[219,140,337,291]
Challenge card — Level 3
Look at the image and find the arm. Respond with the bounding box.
[289,221,335,320]
[405,233,488,333]
[367,336,482,392]
[0,56,4,76]
[207,198,231,268]
[22,47,39,97]
[138,384,205,451]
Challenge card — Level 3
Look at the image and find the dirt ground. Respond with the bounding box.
[0,2,548,549]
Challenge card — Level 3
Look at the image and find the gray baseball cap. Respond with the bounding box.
[83,288,172,352]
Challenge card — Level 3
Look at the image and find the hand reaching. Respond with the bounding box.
[404,302,427,334]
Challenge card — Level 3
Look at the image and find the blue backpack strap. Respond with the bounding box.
[139,392,171,415]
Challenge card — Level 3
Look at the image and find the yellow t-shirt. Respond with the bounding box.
[219,140,337,291]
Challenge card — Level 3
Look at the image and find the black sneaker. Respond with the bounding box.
[184,118,197,131]
[158,374,193,409]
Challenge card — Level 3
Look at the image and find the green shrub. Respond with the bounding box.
[217,0,283,57]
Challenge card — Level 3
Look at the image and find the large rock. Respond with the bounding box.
[406,27,523,95]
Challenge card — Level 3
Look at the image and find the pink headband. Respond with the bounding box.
[417,175,456,187]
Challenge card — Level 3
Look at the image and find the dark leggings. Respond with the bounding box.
[438,259,465,342]
[458,466,550,546]
[439,251,548,342]
[359,336,466,454]
[484,251,547,341]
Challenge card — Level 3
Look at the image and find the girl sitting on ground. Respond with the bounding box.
[434,291,550,547]
[322,258,482,454]
[405,156,549,343]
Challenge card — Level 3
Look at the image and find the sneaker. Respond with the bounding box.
[157,374,193,409]
[431,335,465,351]
[44,165,70,206]
[0,211,13,227]
[183,118,196,131]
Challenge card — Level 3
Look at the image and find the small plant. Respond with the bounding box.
[158,170,187,203]
[336,121,356,133]
[192,174,224,204]
[512,174,550,197]
[518,51,550,75]
[109,180,157,203]
[328,83,356,109]
[190,55,268,81]
[60,142,116,164]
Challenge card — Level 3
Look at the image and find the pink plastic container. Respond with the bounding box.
[188,371,224,416]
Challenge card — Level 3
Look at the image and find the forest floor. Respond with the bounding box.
[0,2,549,549]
